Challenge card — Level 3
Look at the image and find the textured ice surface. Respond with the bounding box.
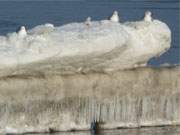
[0,19,174,134]
[0,67,179,134]
[0,19,171,72]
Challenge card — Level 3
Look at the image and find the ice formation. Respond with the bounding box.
[0,67,179,134]
[44,23,54,28]
[110,11,119,22]
[0,18,171,72]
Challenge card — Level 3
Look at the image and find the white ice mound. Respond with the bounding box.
[0,20,171,71]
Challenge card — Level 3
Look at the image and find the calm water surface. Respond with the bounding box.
[25,126,180,135]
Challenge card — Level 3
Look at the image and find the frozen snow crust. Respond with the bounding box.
[0,20,171,72]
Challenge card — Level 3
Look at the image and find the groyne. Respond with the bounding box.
[0,67,179,134]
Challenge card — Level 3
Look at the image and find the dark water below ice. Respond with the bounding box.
[0,0,179,65]
[25,126,180,135]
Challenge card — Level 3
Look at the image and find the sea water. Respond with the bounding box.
[23,126,180,135]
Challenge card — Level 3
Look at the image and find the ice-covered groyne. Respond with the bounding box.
[0,17,177,134]
[0,67,179,134]
[0,19,171,73]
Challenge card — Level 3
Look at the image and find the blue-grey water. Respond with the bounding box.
[0,0,179,65]
[25,126,180,135]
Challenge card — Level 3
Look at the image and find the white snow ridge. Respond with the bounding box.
[0,17,171,72]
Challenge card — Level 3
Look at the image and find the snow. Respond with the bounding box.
[0,19,171,71]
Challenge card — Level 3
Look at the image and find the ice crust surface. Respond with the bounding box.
[0,20,171,71]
